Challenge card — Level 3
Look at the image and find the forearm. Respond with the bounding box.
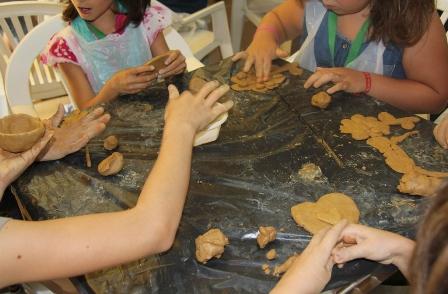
[255,0,302,44]
[369,74,448,113]
[0,123,195,286]
[78,82,119,110]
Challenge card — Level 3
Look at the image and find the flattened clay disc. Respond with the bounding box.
[291,202,331,235]
[98,152,124,176]
[316,193,360,224]
[145,51,172,72]
[0,114,45,153]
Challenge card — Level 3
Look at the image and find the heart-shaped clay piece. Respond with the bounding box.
[291,193,359,234]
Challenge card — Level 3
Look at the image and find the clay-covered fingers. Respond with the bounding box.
[133,64,156,75]
[212,100,234,116]
[434,118,448,149]
[47,104,65,128]
[195,81,221,101]
[304,69,342,89]
[159,50,186,77]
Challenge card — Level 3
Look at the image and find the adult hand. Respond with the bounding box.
[0,130,54,197]
[304,67,366,94]
[332,224,415,278]
[159,50,186,78]
[433,116,448,149]
[164,82,233,134]
[232,33,288,82]
[108,65,157,95]
[39,105,110,161]
[272,220,348,294]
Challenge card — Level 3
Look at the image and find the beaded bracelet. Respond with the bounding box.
[363,72,372,93]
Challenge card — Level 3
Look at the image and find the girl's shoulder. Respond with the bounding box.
[141,1,172,43]
[40,25,80,66]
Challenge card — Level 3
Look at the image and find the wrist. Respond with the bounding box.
[164,121,196,141]
[255,25,280,44]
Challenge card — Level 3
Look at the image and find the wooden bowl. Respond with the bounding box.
[0,114,45,153]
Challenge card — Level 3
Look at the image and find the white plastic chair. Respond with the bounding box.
[174,1,233,60]
[5,13,203,115]
[0,73,9,118]
[0,1,65,102]
[230,0,282,51]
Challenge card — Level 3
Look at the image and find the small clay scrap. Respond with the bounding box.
[298,163,323,181]
[98,152,124,176]
[266,249,277,260]
[103,135,119,151]
[273,254,299,277]
[0,114,45,153]
[144,51,172,73]
[311,91,332,109]
[85,146,92,168]
[230,63,302,93]
[291,193,360,235]
[398,172,444,197]
[261,263,271,275]
[195,228,229,264]
[257,226,277,248]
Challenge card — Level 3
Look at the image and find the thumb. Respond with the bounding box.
[168,84,180,100]
[333,242,369,264]
[276,48,289,58]
[20,131,54,163]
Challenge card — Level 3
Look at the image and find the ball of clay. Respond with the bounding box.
[0,114,45,153]
[98,152,124,176]
[311,92,332,109]
[103,135,119,151]
[195,228,229,264]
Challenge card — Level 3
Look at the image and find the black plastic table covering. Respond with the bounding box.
[12,58,448,293]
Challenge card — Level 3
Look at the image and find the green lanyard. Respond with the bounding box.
[327,11,370,66]
[86,22,106,40]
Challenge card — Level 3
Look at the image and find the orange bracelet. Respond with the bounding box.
[363,72,372,93]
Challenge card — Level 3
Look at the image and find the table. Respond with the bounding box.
[12,58,448,293]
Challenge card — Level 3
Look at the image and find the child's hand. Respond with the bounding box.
[158,50,186,78]
[0,130,54,195]
[232,32,288,82]
[164,81,233,134]
[304,67,366,94]
[332,224,415,277]
[272,220,348,294]
[39,105,110,161]
[434,117,448,149]
[108,65,157,95]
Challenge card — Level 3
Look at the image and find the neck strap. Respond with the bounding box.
[327,11,370,66]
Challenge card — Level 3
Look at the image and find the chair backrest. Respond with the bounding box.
[178,1,233,60]
[0,73,9,118]
[0,1,65,102]
[5,14,65,116]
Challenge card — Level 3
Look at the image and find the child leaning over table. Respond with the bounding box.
[233,0,448,114]
[41,0,186,110]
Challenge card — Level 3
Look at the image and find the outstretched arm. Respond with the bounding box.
[0,82,233,287]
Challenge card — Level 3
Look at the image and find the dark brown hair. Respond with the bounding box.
[410,182,448,294]
[62,0,151,27]
[369,0,435,46]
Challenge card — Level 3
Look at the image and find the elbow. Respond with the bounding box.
[148,223,177,253]
[430,88,448,114]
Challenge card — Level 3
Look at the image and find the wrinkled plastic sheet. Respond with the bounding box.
[12,58,448,293]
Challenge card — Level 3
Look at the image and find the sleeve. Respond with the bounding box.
[40,32,79,66]
[142,0,173,45]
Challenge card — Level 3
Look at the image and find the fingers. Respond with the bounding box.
[327,81,349,94]
[204,85,230,107]
[434,120,448,149]
[164,50,180,65]
[196,81,220,101]
[168,84,180,100]
[133,65,156,75]
[319,220,348,254]
[49,104,65,128]
[243,55,255,72]
[231,51,247,62]
[262,58,272,82]
[276,48,289,58]
[215,99,234,113]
